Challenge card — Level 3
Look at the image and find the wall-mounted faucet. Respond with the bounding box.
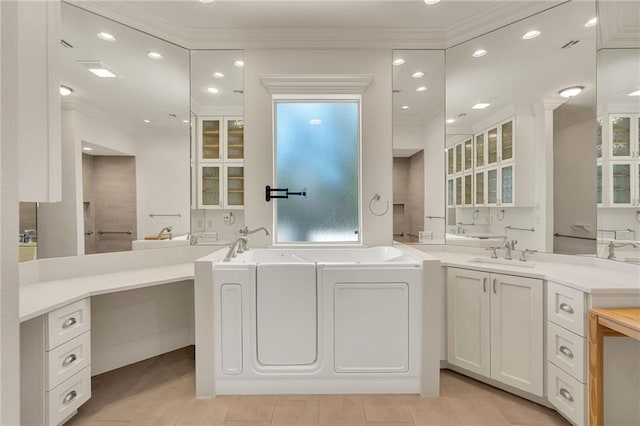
[239,226,271,237]
[607,241,639,260]
[156,226,173,240]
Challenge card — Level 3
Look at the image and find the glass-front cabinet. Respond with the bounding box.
[596,163,602,206]
[198,165,222,209]
[199,117,221,161]
[464,139,473,171]
[501,120,513,162]
[475,133,485,168]
[224,117,244,161]
[474,171,484,205]
[601,114,640,207]
[609,115,633,160]
[225,165,245,209]
[487,127,498,165]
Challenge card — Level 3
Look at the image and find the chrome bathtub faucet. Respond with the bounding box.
[239,226,272,237]
[223,237,249,262]
[607,241,640,260]
[156,226,173,240]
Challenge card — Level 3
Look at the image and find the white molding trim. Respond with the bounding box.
[471,105,517,134]
[259,74,374,95]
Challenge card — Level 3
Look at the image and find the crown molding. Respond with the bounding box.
[259,74,374,94]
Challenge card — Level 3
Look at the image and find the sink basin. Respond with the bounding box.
[467,257,536,268]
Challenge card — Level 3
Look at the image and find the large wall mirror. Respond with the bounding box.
[596,1,640,263]
[189,50,245,245]
[445,0,596,254]
[34,3,190,259]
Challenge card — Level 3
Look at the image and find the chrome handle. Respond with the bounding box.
[559,388,574,402]
[559,345,574,359]
[62,354,77,367]
[559,303,574,314]
[492,278,497,294]
[483,277,487,293]
[62,390,77,405]
[62,317,77,329]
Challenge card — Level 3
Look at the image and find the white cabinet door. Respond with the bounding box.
[490,273,543,396]
[447,268,490,377]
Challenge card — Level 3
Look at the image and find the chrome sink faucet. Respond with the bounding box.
[503,239,517,260]
[156,226,173,240]
[607,241,639,260]
[223,237,248,262]
[239,226,272,237]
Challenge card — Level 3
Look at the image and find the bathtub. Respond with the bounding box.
[210,246,423,394]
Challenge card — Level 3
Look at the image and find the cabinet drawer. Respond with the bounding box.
[547,322,585,383]
[47,331,91,390]
[547,363,585,426]
[547,282,585,336]
[47,298,90,350]
[47,366,91,426]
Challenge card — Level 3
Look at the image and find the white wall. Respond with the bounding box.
[191,209,244,243]
[244,50,393,247]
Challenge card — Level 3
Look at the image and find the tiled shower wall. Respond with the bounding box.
[393,151,424,242]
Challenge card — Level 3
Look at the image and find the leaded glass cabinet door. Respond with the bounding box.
[610,162,632,206]
[610,115,633,160]
[199,165,221,209]
[487,168,498,205]
[487,127,498,165]
[475,171,485,206]
[225,165,244,209]
[596,164,602,205]
[448,148,455,175]
[500,165,514,205]
[475,133,485,168]
[596,118,603,160]
[500,120,513,162]
[225,117,244,161]
[199,117,222,161]
[455,176,463,206]
[448,178,454,207]
[464,173,473,206]
[464,139,473,171]
[455,143,463,173]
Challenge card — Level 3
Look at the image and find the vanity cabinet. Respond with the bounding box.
[447,267,543,396]
[195,116,245,209]
[21,298,92,426]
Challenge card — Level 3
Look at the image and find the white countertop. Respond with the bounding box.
[416,246,640,295]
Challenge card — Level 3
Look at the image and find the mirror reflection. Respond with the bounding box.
[392,50,445,244]
[19,202,38,262]
[37,3,191,258]
[445,0,596,253]
[596,1,640,263]
[190,50,245,245]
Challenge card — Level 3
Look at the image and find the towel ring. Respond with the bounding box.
[369,194,389,217]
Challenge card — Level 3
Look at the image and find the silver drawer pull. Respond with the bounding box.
[62,354,77,367]
[559,345,574,358]
[62,317,77,329]
[559,303,574,314]
[559,388,574,402]
[62,390,77,405]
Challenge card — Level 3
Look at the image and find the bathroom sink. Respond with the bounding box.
[467,257,536,268]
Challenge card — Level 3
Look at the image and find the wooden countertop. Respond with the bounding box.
[590,308,640,339]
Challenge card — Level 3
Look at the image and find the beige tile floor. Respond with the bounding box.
[67,346,569,426]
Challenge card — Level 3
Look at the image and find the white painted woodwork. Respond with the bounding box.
[547,321,586,383]
[489,274,543,396]
[256,263,317,366]
[46,298,90,351]
[46,366,91,426]
[547,362,586,426]
[220,284,243,375]
[334,283,409,373]
[446,268,490,376]
[547,281,586,336]
[47,331,91,390]
[17,0,61,202]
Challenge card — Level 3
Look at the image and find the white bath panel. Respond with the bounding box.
[220,284,243,375]
[256,263,317,366]
[334,282,409,373]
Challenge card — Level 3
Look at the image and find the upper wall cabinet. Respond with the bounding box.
[17,0,61,202]
[600,114,640,207]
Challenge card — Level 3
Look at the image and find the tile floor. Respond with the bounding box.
[67,346,569,426]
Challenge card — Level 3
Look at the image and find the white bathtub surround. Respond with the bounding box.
[195,246,441,397]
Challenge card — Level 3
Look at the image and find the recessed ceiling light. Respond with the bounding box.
[424,0,441,5]
[79,61,119,78]
[412,71,425,78]
[147,51,163,60]
[472,49,488,58]
[628,88,640,97]
[207,87,219,94]
[83,147,93,151]
[59,85,73,96]
[213,72,225,79]
[472,101,492,109]
[416,86,428,92]
[198,0,216,4]
[97,32,116,41]
[585,17,597,27]
[522,30,541,40]
[233,60,244,68]
[558,86,584,98]
[309,119,322,125]
[446,119,455,124]
[393,58,405,66]
[182,119,190,123]
[401,105,410,110]
[143,120,151,123]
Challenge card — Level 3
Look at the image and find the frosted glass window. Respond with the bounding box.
[275,101,359,243]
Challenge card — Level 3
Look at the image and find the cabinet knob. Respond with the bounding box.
[559,388,574,402]
[559,303,574,314]
[62,353,77,367]
[63,390,77,405]
[559,345,574,359]
[62,317,77,329]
